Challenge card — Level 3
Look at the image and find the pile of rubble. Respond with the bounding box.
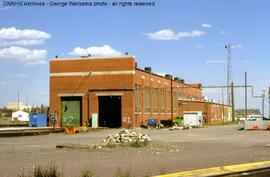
[101,130,151,147]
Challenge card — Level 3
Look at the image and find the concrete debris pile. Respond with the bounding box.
[169,125,192,131]
[101,130,151,147]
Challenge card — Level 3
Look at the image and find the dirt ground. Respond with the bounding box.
[1,124,270,177]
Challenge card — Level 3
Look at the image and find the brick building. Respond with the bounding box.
[50,56,204,128]
[178,100,232,124]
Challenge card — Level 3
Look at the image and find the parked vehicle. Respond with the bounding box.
[173,116,184,126]
[238,115,262,123]
[183,111,203,127]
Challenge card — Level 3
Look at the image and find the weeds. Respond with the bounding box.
[81,169,98,177]
[103,142,116,148]
[19,164,61,177]
[18,165,146,177]
[129,139,149,148]
[114,168,133,177]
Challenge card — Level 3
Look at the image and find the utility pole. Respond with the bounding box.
[269,87,270,118]
[171,75,173,126]
[27,96,29,112]
[245,72,248,119]
[262,92,265,117]
[221,88,224,123]
[225,44,232,106]
[221,88,224,105]
[17,90,20,110]
[231,82,235,122]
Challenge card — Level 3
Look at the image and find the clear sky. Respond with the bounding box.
[0,0,270,114]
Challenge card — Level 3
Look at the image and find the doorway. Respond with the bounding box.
[98,96,121,128]
[61,97,82,127]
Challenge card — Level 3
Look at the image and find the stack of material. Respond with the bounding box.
[101,130,151,146]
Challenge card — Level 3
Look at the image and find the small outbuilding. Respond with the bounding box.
[12,110,29,121]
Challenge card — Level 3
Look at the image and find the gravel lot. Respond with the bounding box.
[1,124,270,177]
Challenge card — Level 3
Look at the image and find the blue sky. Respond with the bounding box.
[0,0,270,114]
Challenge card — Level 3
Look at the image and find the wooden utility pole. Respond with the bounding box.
[269,87,270,118]
[262,93,265,117]
[17,91,20,110]
[245,72,248,119]
[231,82,235,122]
[171,75,173,126]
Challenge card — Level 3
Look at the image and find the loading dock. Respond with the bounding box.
[98,96,122,128]
[61,97,82,127]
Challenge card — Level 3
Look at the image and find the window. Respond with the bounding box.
[145,86,150,113]
[135,84,141,113]
[160,89,165,113]
[152,88,158,113]
[167,91,171,113]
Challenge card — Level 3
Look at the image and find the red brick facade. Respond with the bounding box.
[50,56,228,128]
[178,101,232,124]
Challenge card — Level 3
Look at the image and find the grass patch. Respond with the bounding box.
[103,142,117,148]
[129,139,149,148]
[81,169,98,177]
[18,165,155,177]
[103,139,149,148]
[18,164,61,177]
[114,168,133,177]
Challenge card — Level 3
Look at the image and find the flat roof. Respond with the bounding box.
[179,100,231,107]
[50,55,136,61]
[136,67,201,88]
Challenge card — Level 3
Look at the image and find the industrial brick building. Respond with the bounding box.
[50,56,203,128]
[178,100,232,124]
[50,56,231,128]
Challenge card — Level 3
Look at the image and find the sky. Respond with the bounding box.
[0,0,270,114]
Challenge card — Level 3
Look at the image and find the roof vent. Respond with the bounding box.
[144,67,152,72]
[174,77,180,81]
[179,79,185,83]
[81,54,91,58]
[165,74,172,79]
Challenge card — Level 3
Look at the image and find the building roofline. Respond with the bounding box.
[136,67,201,88]
[50,55,136,61]
[179,100,231,107]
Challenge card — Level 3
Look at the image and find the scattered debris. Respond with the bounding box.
[101,129,151,148]
[56,144,93,150]
[57,130,151,150]
[158,124,164,129]
[169,126,183,131]
[155,152,161,155]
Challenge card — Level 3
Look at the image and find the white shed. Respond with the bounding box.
[12,111,29,121]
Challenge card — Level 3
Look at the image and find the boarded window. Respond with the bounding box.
[135,84,141,113]
[152,88,158,113]
[167,91,171,113]
[160,89,165,113]
[145,87,150,113]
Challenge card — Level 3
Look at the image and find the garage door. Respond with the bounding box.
[61,97,81,127]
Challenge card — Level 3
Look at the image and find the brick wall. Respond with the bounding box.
[178,101,231,124]
[50,56,204,128]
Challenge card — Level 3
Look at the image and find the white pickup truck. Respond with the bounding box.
[239,115,262,123]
